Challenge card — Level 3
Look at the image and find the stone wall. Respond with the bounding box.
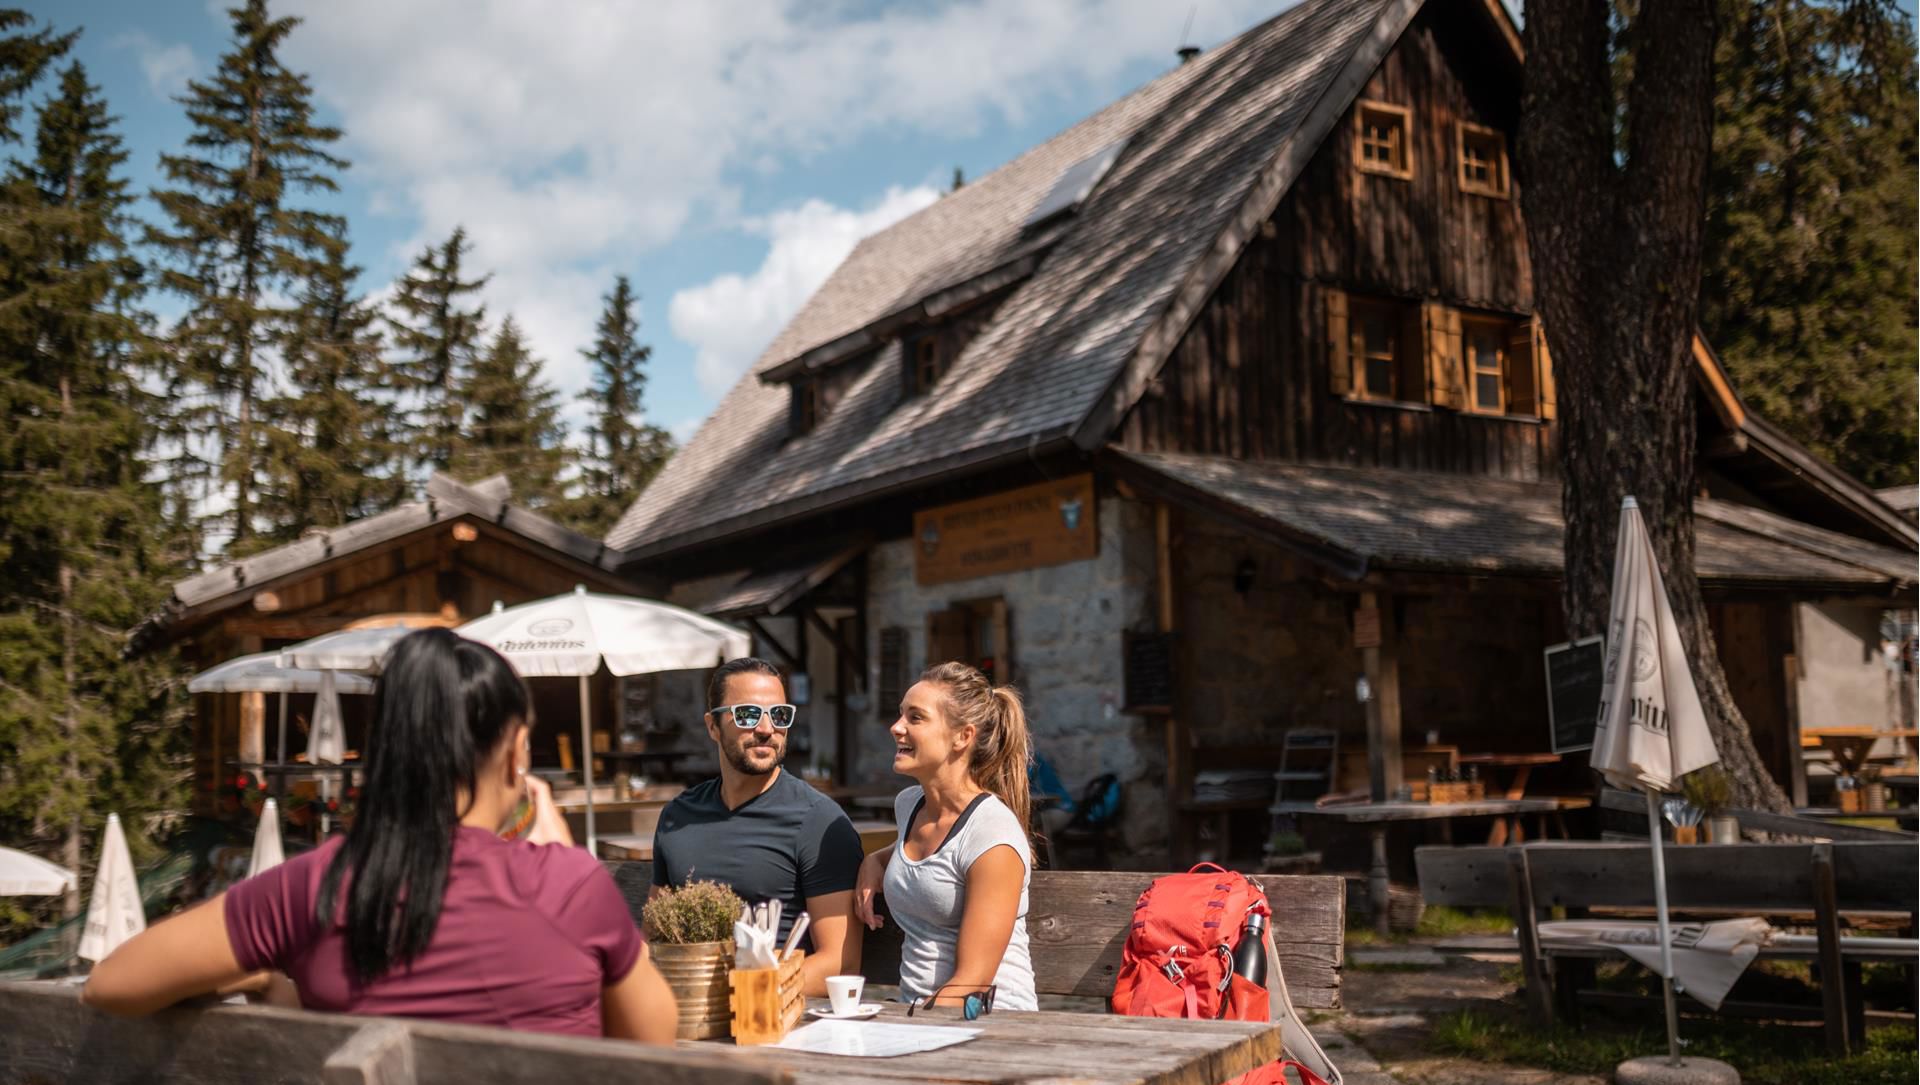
[861,496,1164,855]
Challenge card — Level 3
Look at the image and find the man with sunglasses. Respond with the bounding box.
[651,658,864,996]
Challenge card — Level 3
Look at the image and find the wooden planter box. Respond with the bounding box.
[729,953,805,1046]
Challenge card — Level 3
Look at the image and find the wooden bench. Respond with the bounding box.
[0,980,782,1085]
[1415,841,1918,1054]
[607,861,1348,1080]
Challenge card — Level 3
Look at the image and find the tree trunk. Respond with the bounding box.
[58,375,82,918]
[1521,0,1790,811]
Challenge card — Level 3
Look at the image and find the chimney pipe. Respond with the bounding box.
[1177,44,1201,64]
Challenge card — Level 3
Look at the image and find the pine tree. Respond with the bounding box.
[450,317,568,507]
[254,229,408,544]
[0,60,187,923]
[1700,0,1917,487]
[146,0,346,554]
[385,227,488,476]
[557,275,674,535]
[0,10,72,143]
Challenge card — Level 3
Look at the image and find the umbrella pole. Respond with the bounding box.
[580,674,596,854]
[1645,788,1682,1065]
[275,693,288,803]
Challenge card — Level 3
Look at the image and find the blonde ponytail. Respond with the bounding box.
[920,662,1033,832]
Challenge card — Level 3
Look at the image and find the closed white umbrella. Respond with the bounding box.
[248,799,286,878]
[0,846,78,896]
[1590,495,1723,1070]
[77,813,145,963]
[456,587,751,852]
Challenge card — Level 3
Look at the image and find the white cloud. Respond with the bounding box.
[670,185,940,398]
[275,0,1280,406]
[112,32,198,99]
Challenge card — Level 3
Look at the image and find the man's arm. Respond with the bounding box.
[799,889,860,997]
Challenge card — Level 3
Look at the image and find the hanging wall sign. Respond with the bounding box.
[913,474,1098,586]
[1544,635,1606,754]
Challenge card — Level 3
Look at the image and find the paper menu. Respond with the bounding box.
[773,1019,980,1057]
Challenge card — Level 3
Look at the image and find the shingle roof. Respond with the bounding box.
[1111,451,1918,591]
[607,0,1400,556]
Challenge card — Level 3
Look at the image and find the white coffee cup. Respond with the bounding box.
[826,975,864,1016]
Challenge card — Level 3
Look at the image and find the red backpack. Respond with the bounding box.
[1111,863,1333,1085]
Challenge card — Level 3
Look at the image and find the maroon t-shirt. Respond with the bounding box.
[225,826,642,1036]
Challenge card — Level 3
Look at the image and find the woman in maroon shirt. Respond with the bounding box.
[84,629,678,1042]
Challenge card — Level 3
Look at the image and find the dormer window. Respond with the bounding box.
[1355,101,1412,180]
[791,378,819,435]
[1456,122,1509,198]
[911,336,944,396]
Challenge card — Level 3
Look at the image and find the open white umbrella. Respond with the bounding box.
[456,587,751,852]
[278,624,419,674]
[0,846,78,896]
[189,652,374,773]
[248,800,286,878]
[1590,495,1722,1070]
[77,813,145,963]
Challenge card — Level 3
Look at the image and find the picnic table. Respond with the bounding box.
[688,997,1282,1085]
[1293,798,1588,936]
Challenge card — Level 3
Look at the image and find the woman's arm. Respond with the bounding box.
[852,844,893,930]
[82,894,253,1017]
[936,844,1024,1005]
[601,953,678,1044]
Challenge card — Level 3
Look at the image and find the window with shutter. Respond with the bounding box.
[1345,295,1426,406]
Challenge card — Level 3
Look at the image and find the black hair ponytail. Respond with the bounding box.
[317,628,528,982]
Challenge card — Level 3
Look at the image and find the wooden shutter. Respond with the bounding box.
[1533,318,1557,419]
[1424,301,1464,410]
[927,608,973,669]
[1325,288,1351,397]
[1505,322,1538,415]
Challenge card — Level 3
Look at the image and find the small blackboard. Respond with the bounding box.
[1544,635,1606,754]
[1123,631,1175,714]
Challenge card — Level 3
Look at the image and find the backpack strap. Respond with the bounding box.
[1263,927,1341,1084]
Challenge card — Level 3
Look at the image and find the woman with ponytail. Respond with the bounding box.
[84,629,678,1041]
[852,661,1037,1011]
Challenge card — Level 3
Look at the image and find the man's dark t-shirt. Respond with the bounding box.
[652,769,863,949]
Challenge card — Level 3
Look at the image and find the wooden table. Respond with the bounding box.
[1294,798,1588,936]
[1458,752,1563,844]
[690,998,1281,1085]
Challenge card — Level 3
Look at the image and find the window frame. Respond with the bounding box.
[1455,121,1510,199]
[911,336,943,396]
[1459,317,1510,416]
[1354,100,1414,181]
[1345,296,1427,407]
[794,379,820,434]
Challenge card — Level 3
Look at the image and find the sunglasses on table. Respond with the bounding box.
[709,703,797,729]
[907,984,996,1021]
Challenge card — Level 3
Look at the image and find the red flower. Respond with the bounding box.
[233,774,249,790]
[327,799,339,812]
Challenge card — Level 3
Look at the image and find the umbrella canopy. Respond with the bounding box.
[77,813,145,963]
[454,587,751,677]
[1591,497,1720,792]
[279,625,415,674]
[0,846,77,897]
[187,651,375,695]
[308,670,347,766]
[248,800,286,878]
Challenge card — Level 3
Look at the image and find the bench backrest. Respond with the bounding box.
[1416,842,1919,914]
[607,862,1346,1010]
[0,981,779,1085]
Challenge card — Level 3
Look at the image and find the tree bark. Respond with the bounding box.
[1520,0,1790,811]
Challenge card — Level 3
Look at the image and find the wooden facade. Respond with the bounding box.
[1121,10,1556,482]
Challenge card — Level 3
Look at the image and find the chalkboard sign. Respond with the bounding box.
[1123,631,1175,714]
[1544,635,1606,754]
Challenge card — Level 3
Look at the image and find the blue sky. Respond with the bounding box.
[28,0,1288,445]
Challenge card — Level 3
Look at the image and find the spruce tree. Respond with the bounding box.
[146,0,346,554]
[254,229,407,544]
[0,60,187,923]
[1701,0,1917,486]
[558,275,673,535]
[385,227,488,476]
[450,317,567,507]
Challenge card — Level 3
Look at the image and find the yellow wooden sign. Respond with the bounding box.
[914,474,1097,586]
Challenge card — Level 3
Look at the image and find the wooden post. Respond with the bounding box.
[1156,504,1191,865]
[237,632,265,768]
[1360,592,1402,803]
[1368,826,1392,939]
[1809,843,1851,1055]
[1785,653,1808,808]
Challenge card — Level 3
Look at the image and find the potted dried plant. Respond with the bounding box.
[1682,766,1738,844]
[643,879,744,1039]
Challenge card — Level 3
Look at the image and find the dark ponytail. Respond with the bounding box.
[317,628,528,982]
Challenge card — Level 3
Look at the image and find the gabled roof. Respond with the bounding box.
[131,474,630,652]
[609,0,1421,558]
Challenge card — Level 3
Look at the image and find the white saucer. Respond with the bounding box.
[808,1004,881,1020]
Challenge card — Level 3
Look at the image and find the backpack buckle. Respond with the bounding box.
[1160,959,1186,984]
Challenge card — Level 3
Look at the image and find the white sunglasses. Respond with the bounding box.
[710,703,797,729]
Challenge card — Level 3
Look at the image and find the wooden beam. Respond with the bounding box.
[323,1022,414,1085]
[1360,592,1403,803]
[224,614,409,639]
[744,616,801,670]
[1156,503,1194,866]
[802,606,867,687]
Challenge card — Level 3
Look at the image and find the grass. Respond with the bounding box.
[1430,1009,1918,1085]
[1347,904,1514,946]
